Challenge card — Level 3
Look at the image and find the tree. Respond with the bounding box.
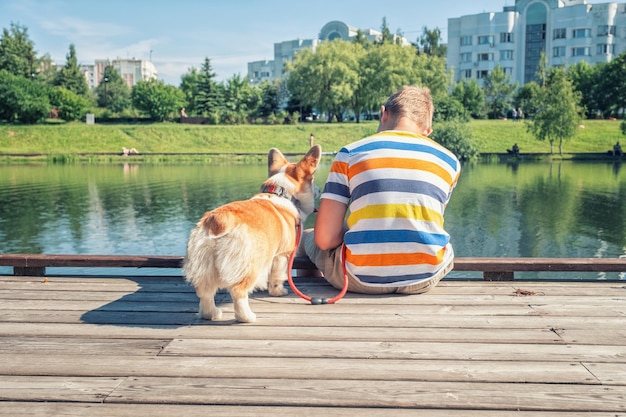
[567,61,603,118]
[430,121,479,161]
[195,57,223,120]
[0,70,50,123]
[257,80,281,118]
[417,27,446,57]
[452,78,485,119]
[0,23,37,79]
[221,74,259,124]
[132,79,185,121]
[54,44,88,96]
[286,40,359,122]
[95,66,131,112]
[597,52,626,118]
[514,81,541,118]
[433,95,467,122]
[482,65,517,119]
[352,29,371,48]
[36,53,58,85]
[528,67,582,154]
[378,17,395,45]
[179,67,201,115]
[49,87,89,121]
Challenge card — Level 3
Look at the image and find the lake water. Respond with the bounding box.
[1,160,624,279]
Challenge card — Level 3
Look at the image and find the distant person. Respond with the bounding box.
[180,107,188,118]
[309,133,315,147]
[517,107,524,121]
[508,143,520,156]
[511,108,517,121]
[614,141,623,156]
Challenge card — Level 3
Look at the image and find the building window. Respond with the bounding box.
[572,28,591,38]
[553,28,566,39]
[597,44,615,55]
[553,46,566,57]
[478,35,495,46]
[503,67,513,76]
[462,69,472,78]
[572,47,591,56]
[460,36,472,46]
[500,50,514,61]
[598,25,616,36]
[461,52,472,62]
[477,70,489,79]
[477,53,493,61]
[500,32,513,43]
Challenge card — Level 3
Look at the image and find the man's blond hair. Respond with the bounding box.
[384,85,434,131]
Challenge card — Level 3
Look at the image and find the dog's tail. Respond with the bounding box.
[199,210,238,238]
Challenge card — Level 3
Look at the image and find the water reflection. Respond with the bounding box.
[0,161,624,279]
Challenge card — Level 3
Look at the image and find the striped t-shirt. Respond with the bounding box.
[321,130,461,287]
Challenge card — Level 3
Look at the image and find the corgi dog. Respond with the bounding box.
[183,145,322,323]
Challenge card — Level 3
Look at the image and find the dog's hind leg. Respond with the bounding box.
[195,281,222,321]
[268,255,289,296]
[230,282,256,323]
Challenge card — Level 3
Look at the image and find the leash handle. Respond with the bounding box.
[287,222,348,305]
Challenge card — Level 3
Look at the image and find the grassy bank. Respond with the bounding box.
[0,119,623,161]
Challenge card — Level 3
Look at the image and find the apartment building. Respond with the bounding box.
[247,20,408,84]
[447,0,626,85]
[76,58,158,90]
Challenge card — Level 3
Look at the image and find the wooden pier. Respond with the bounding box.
[0,256,625,415]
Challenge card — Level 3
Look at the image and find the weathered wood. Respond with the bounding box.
[2,402,619,417]
[1,276,626,414]
[2,253,626,279]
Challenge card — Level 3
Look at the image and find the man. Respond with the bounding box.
[300,85,461,294]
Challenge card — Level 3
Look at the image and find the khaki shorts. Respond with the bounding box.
[297,229,453,295]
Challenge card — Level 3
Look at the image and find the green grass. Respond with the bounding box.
[469,119,622,154]
[0,119,622,161]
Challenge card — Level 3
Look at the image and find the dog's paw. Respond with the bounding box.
[269,284,288,297]
[235,310,257,323]
[199,305,222,321]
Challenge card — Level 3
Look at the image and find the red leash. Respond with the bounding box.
[287,222,348,304]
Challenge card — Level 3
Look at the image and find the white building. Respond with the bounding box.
[447,0,626,86]
[248,20,409,84]
[94,58,158,88]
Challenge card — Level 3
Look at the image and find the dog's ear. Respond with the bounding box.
[268,148,289,176]
[298,145,322,176]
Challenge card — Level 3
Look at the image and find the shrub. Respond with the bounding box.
[431,121,479,161]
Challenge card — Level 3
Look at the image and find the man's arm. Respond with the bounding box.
[314,198,348,250]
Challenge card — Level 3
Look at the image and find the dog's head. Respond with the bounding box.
[263,145,322,220]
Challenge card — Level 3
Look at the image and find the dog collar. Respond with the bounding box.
[261,183,295,202]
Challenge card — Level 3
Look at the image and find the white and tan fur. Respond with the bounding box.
[183,145,321,322]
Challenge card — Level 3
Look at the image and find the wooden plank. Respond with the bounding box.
[3,402,620,417]
[103,377,626,411]
[4,302,622,326]
[0,354,598,385]
[0,376,123,403]
[0,337,169,356]
[584,363,626,385]
[0,254,185,268]
[161,339,626,363]
[0,325,561,345]
[2,254,626,275]
[2,314,626,335]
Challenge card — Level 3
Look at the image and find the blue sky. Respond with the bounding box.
[0,0,600,85]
